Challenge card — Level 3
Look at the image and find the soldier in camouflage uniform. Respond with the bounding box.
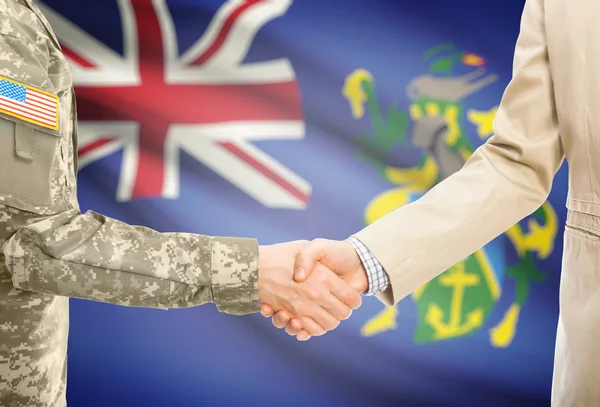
[0,1,361,405]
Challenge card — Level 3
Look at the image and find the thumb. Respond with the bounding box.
[294,239,328,282]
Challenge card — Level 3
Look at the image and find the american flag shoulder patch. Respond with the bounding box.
[0,75,59,131]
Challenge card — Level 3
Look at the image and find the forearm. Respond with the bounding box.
[354,146,550,305]
[1,209,258,314]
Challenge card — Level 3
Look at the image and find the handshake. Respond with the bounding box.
[257,238,372,341]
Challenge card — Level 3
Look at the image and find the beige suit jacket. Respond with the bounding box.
[355,0,600,405]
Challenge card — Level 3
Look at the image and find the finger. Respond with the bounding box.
[297,330,311,341]
[260,303,274,317]
[285,318,303,336]
[296,316,326,337]
[319,292,353,322]
[304,304,340,332]
[294,239,329,282]
[271,310,292,329]
[311,262,362,311]
[328,275,362,310]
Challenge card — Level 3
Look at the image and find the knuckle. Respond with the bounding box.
[307,288,321,301]
[345,291,358,306]
[315,272,328,284]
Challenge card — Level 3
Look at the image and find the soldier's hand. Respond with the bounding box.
[258,241,362,338]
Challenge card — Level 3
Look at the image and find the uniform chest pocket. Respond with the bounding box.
[0,116,67,214]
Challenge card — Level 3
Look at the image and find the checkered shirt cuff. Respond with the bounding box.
[346,236,390,296]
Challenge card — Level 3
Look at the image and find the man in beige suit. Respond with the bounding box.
[260,0,596,404]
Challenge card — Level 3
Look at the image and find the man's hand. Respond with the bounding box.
[260,239,368,340]
[295,239,368,292]
[258,241,362,337]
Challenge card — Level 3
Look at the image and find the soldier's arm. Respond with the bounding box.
[3,209,259,314]
[0,23,257,314]
[0,6,362,330]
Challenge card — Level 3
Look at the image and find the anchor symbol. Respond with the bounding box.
[425,261,484,339]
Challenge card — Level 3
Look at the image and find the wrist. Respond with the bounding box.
[343,241,369,293]
[256,244,295,307]
[354,264,369,294]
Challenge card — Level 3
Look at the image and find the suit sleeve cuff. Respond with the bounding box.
[346,236,390,296]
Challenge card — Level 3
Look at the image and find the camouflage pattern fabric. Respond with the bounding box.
[0,1,259,405]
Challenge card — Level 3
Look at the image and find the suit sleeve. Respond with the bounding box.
[353,0,564,306]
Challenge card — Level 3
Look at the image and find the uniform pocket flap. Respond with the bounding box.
[0,116,65,213]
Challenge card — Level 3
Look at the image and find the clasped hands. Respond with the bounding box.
[258,239,367,341]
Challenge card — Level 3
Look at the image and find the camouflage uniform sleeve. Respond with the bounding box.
[0,3,258,315]
[1,210,259,314]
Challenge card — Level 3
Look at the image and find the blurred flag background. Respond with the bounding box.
[40,0,566,405]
